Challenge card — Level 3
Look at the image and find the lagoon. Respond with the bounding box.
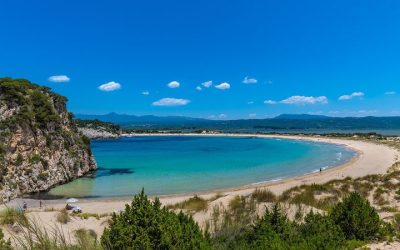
[48,136,356,198]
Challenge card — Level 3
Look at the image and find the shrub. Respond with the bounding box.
[0,207,27,225]
[169,195,209,212]
[101,189,210,249]
[0,229,11,250]
[56,209,70,224]
[329,192,381,240]
[251,188,276,203]
[299,211,346,249]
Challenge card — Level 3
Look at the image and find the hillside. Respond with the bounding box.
[0,78,97,201]
[75,119,121,139]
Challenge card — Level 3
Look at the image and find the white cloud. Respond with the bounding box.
[243,77,257,84]
[152,98,190,106]
[201,81,212,88]
[167,81,180,88]
[248,113,257,118]
[215,82,230,90]
[196,86,202,91]
[264,100,277,105]
[98,81,121,92]
[281,95,328,105]
[385,91,396,95]
[48,75,70,83]
[338,92,364,100]
[218,114,227,119]
[142,91,150,96]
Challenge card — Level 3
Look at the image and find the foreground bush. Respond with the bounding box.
[330,192,382,240]
[101,189,210,249]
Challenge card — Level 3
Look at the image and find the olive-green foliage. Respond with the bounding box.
[227,204,349,250]
[0,207,27,225]
[0,228,11,250]
[329,192,381,240]
[251,188,277,203]
[56,209,70,224]
[101,189,210,249]
[168,195,209,212]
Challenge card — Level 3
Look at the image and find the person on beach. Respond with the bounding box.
[22,201,27,211]
[39,200,42,209]
[320,168,322,173]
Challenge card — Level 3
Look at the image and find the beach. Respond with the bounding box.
[3,134,399,241]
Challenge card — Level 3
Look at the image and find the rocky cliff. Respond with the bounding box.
[0,78,97,201]
[75,119,121,139]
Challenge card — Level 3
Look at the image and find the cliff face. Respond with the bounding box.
[0,78,97,201]
[75,119,121,139]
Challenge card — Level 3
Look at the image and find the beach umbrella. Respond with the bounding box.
[66,198,79,203]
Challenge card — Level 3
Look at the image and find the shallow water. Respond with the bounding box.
[48,136,356,198]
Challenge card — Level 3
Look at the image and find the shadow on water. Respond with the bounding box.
[85,167,135,178]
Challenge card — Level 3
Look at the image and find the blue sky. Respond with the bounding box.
[1,0,399,119]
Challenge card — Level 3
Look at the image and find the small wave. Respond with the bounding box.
[336,152,342,161]
[252,178,283,185]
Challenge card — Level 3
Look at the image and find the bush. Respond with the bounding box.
[0,207,27,225]
[56,209,70,224]
[101,189,210,249]
[169,195,208,212]
[251,188,276,203]
[0,229,11,250]
[330,192,381,240]
[299,211,346,249]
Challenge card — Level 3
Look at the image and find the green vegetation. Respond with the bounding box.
[211,193,391,249]
[56,209,70,224]
[101,189,210,249]
[0,207,27,225]
[74,119,121,135]
[168,195,209,213]
[0,229,12,250]
[0,77,63,130]
[251,188,277,203]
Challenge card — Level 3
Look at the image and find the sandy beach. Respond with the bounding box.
[2,133,399,243]
[7,133,400,210]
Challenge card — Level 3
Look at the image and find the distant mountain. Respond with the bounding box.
[75,113,400,132]
[74,113,208,125]
[274,114,330,120]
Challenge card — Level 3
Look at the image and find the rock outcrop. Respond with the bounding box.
[0,78,97,201]
[75,119,121,139]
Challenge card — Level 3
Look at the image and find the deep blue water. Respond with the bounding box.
[49,136,356,198]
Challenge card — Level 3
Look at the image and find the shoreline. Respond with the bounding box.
[6,133,399,211]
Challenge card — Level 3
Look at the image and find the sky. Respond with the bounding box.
[1,0,400,119]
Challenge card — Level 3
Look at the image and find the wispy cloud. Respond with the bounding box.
[152,98,190,106]
[201,81,212,88]
[248,113,257,118]
[385,91,396,95]
[98,81,121,92]
[218,114,227,119]
[142,91,150,96]
[247,101,254,104]
[48,75,70,83]
[264,100,277,105]
[196,86,202,91]
[242,77,257,84]
[215,82,230,90]
[265,96,328,105]
[338,92,364,100]
[167,81,180,88]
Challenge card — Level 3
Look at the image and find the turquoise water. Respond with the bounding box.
[48,136,356,198]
